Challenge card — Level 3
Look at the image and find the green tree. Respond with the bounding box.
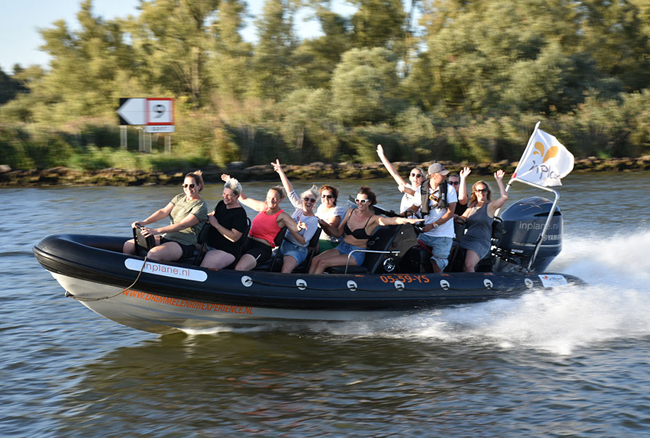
[210,0,254,99]
[0,67,26,105]
[578,0,650,92]
[34,0,135,122]
[132,0,220,107]
[410,0,623,114]
[349,0,406,50]
[291,6,352,89]
[279,88,338,161]
[249,0,299,100]
[331,47,402,124]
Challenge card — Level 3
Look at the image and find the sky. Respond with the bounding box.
[0,0,356,74]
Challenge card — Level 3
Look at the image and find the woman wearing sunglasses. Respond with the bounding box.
[376,144,425,217]
[457,170,508,272]
[271,160,320,273]
[315,184,346,252]
[309,186,423,274]
[123,171,208,262]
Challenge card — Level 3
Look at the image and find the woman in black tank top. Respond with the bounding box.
[309,186,423,274]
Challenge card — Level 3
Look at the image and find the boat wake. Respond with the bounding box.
[351,230,650,354]
[184,231,650,355]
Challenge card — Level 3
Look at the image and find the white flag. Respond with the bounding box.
[512,127,574,187]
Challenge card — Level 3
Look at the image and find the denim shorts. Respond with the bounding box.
[337,241,366,266]
[418,235,453,271]
[278,240,308,265]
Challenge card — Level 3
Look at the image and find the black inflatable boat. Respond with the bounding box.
[34,196,584,334]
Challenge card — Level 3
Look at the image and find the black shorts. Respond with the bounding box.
[160,237,196,259]
[242,239,272,266]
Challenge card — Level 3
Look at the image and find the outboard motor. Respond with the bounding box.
[492,196,562,272]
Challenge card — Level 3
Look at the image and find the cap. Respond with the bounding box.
[428,163,449,176]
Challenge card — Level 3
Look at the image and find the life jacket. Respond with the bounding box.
[420,179,448,215]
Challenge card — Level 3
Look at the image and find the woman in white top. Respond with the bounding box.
[376,144,424,216]
[272,160,320,273]
[315,184,347,252]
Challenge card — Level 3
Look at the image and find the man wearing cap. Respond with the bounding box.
[411,163,458,272]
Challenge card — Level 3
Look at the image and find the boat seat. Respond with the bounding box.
[254,227,287,271]
[272,227,322,273]
[475,217,504,272]
[326,224,418,274]
[296,227,322,272]
[444,219,467,272]
[178,221,212,265]
[441,217,504,272]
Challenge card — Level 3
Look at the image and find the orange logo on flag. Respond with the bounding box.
[534,142,559,164]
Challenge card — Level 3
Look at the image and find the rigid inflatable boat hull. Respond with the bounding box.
[35,234,584,334]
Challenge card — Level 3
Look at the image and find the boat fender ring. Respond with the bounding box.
[347,280,358,292]
[394,280,405,291]
[440,279,450,290]
[241,276,253,288]
[525,278,534,289]
[296,279,307,290]
[483,279,493,289]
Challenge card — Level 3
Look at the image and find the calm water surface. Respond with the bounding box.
[2,173,650,436]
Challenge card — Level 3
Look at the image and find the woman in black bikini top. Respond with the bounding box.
[343,215,372,240]
[309,186,423,274]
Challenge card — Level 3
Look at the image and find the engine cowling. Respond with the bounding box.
[493,196,562,272]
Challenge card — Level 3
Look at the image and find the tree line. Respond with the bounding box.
[1,0,650,171]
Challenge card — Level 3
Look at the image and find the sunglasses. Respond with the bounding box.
[303,197,316,203]
[475,188,488,193]
[182,183,196,189]
[449,181,459,186]
[321,194,334,199]
[355,198,370,204]
[410,173,423,178]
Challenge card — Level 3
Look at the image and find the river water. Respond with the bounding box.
[2,173,650,436]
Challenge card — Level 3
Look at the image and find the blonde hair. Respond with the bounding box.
[301,185,319,201]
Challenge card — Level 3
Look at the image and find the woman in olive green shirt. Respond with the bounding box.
[123,171,208,262]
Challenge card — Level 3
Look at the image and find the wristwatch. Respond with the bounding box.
[432,222,439,229]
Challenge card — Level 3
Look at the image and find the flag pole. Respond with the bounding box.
[496,121,541,219]
[505,120,541,194]
[507,178,561,271]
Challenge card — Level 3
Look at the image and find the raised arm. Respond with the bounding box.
[458,167,471,206]
[271,159,301,209]
[377,144,407,187]
[488,170,508,217]
[222,173,266,212]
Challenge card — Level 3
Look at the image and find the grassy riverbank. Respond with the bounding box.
[2,156,649,188]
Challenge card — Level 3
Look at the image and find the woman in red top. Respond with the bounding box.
[221,175,306,271]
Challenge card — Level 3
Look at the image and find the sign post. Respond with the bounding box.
[118,98,175,152]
